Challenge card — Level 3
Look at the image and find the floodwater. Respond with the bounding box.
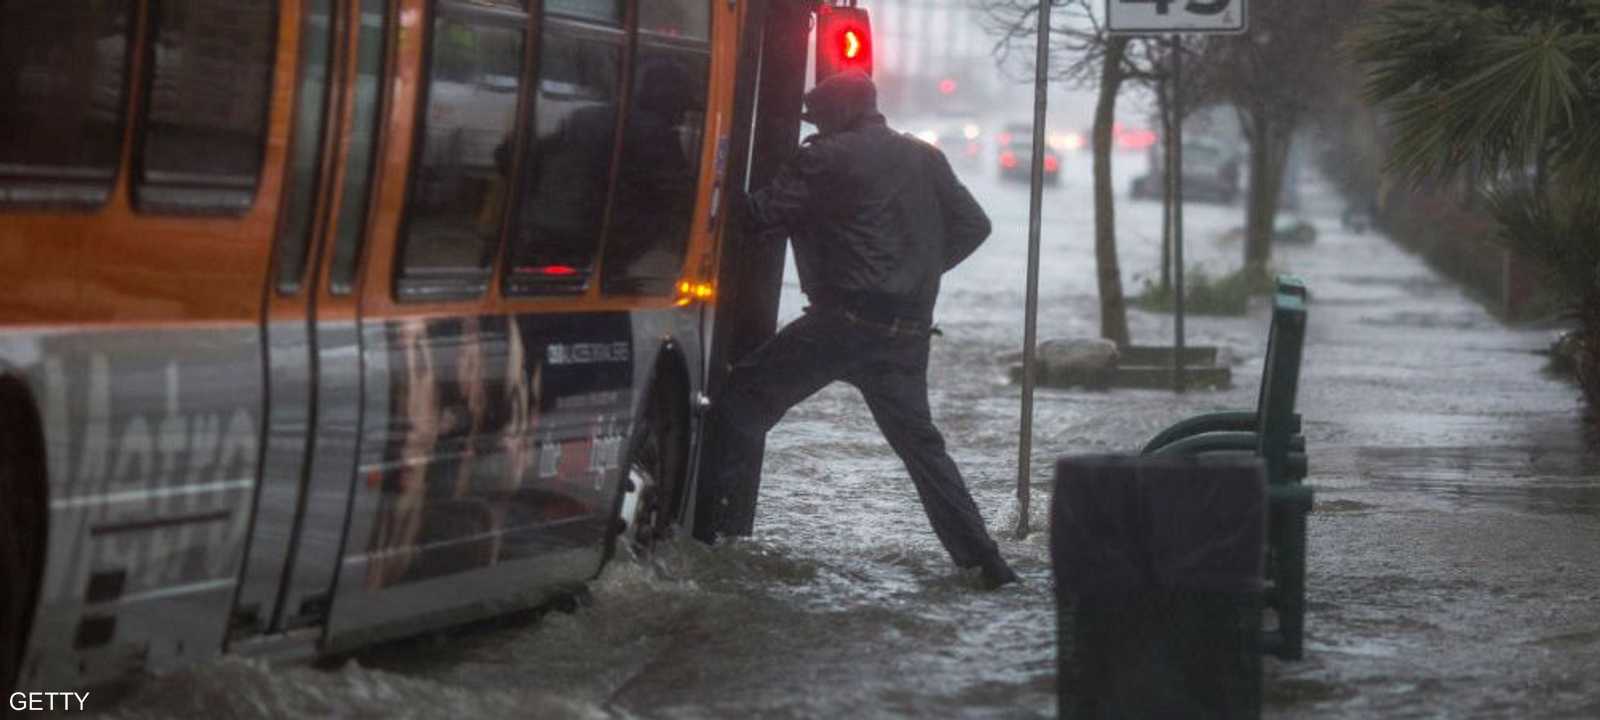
[93,137,1600,718]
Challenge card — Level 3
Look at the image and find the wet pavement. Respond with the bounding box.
[91,146,1600,718]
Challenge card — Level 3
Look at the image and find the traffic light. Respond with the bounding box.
[815,6,872,84]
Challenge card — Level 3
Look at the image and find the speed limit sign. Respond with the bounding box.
[1106,0,1247,34]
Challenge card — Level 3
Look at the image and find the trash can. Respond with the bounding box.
[1052,453,1267,719]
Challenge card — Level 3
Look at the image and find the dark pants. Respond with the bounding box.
[704,307,1001,568]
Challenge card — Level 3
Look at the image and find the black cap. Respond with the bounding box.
[802,70,878,132]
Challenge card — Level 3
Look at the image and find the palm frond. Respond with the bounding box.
[1485,183,1600,303]
[1354,0,1600,187]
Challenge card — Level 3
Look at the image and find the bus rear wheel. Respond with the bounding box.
[1,410,43,695]
[610,377,689,560]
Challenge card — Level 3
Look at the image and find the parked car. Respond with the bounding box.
[1130,136,1240,204]
[995,121,1061,186]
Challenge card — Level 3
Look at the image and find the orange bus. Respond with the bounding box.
[1,0,828,694]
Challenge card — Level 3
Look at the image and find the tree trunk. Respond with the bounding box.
[1243,104,1292,275]
[1092,37,1131,347]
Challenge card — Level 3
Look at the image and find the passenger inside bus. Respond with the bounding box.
[399,9,524,291]
[507,32,621,294]
[602,56,704,295]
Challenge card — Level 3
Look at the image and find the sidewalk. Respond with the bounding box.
[1259,222,1600,717]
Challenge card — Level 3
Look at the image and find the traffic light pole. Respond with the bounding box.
[1016,0,1051,540]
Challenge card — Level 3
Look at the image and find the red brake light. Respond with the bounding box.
[1044,154,1060,173]
[1115,128,1158,150]
[938,78,957,95]
[1000,151,1017,169]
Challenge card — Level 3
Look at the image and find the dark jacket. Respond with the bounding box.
[748,83,990,323]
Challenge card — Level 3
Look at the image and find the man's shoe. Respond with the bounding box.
[978,555,1019,590]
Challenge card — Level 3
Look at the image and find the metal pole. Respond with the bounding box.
[1016,0,1050,540]
[1158,74,1172,293]
[1170,34,1187,393]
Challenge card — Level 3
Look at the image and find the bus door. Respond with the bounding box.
[324,0,649,649]
[233,0,390,641]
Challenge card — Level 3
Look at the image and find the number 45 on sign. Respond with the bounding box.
[1107,0,1247,35]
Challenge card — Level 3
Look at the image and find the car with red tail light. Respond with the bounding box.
[995,121,1062,186]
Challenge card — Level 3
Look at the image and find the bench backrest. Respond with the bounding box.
[1256,277,1307,483]
[1251,276,1305,420]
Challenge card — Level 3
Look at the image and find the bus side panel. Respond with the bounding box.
[328,319,390,633]
[628,307,708,532]
[272,319,364,630]
[3,327,260,689]
[323,311,632,650]
[628,308,706,412]
[233,319,313,634]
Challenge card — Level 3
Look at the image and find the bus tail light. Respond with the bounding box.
[815,6,872,84]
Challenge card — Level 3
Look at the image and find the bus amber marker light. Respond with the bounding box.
[677,281,715,306]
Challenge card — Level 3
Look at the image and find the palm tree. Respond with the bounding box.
[1353,0,1600,197]
[1354,0,1600,405]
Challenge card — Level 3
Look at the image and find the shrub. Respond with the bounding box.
[1131,264,1275,316]
[1486,188,1600,411]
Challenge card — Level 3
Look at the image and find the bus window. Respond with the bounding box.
[274,0,336,294]
[0,1,132,209]
[600,15,710,296]
[639,0,711,41]
[546,0,622,26]
[329,0,390,295]
[503,24,623,296]
[135,0,279,215]
[397,0,526,300]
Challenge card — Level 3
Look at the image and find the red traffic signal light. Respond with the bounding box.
[843,29,864,60]
[816,6,872,84]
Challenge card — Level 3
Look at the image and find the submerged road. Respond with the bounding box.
[94,149,1599,718]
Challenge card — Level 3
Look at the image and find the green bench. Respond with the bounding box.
[1142,275,1312,660]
